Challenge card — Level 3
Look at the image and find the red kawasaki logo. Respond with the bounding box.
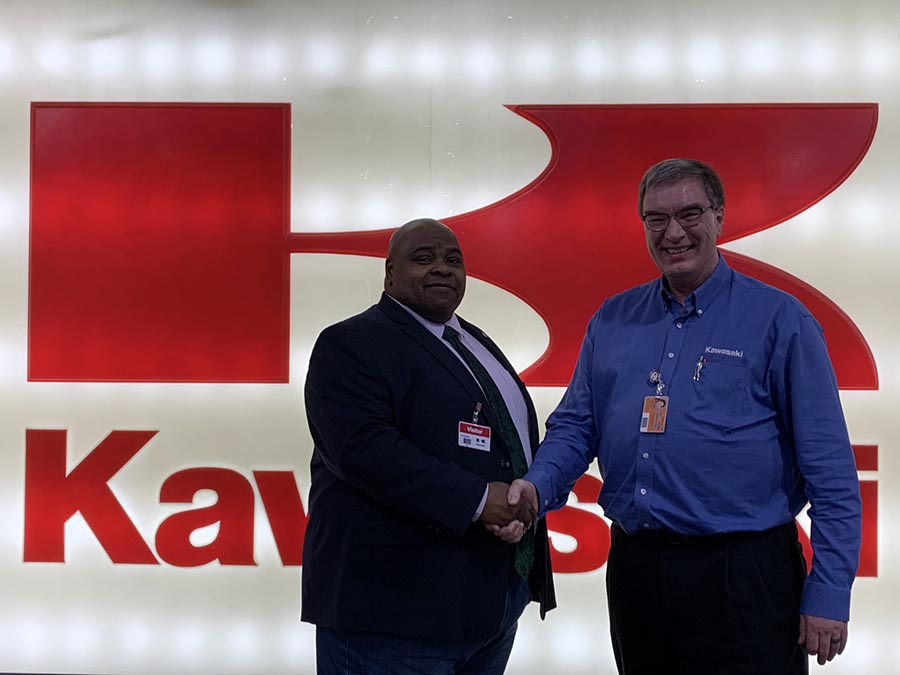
[23,430,877,575]
[25,103,880,575]
[28,102,878,389]
[25,430,307,566]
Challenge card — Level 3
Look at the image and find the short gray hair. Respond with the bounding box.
[638,158,725,214]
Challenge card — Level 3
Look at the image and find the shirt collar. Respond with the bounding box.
[386,293,461,340]
[658,254,731,315]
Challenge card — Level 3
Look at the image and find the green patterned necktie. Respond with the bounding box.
[443,325,534,579]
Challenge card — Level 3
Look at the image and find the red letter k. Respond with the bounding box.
[24,429,159,564]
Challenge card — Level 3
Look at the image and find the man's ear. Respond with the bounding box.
[384,258,394,286]
[714,207,724,236]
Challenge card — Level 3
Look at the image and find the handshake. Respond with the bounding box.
[478,479,540,544]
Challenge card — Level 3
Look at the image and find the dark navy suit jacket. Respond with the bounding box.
[301,293,555,640]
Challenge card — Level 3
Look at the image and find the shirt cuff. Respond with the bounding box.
[470,485,489,522]
[800,579,852,622]
[524,467,561,519]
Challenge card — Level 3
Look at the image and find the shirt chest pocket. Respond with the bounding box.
[683,357,748,431]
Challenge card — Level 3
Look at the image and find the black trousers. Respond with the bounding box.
[606,522,809,675]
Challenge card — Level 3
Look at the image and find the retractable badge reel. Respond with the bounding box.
[641,369,668,433]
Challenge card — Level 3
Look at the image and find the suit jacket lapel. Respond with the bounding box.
[377,294,539,452]
[377,294,485,405]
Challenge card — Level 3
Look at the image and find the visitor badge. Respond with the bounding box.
[459,421,491,451]
[640,396,669,433]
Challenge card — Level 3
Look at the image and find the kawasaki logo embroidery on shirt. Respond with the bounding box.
[705,346,745,358]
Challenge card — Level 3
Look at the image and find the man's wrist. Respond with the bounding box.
[471,484,489,522]
[800,579,852,622]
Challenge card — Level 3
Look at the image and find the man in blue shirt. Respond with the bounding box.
[505,159,861,673]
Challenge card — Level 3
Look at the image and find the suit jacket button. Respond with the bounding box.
[500,459,511,468]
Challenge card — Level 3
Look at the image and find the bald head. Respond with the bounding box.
[387,218,454,257]
[384,218,466,323]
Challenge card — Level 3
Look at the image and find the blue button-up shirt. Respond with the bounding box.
[526,255,861,621]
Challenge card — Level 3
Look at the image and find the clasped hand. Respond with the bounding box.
[478,480,540,544]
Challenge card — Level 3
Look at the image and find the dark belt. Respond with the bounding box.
[613,521,795,546]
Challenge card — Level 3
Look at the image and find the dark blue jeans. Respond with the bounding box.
[315,577,530,675]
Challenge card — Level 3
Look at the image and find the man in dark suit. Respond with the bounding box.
[302,218,555,674]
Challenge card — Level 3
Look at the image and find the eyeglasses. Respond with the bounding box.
[641,205,714,232]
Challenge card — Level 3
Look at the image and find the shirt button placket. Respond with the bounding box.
[635,434,655,526]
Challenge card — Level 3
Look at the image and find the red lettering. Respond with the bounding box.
[254,470,308,566]
[24,429,159,563]
[546,474,611,573]
[854,444,878,577]
[798,523,813,571]
[27,429,872,576]
[155,468,256,567]
[858,480,877,577]
[797,446,879,577]
[544,467,877,579]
